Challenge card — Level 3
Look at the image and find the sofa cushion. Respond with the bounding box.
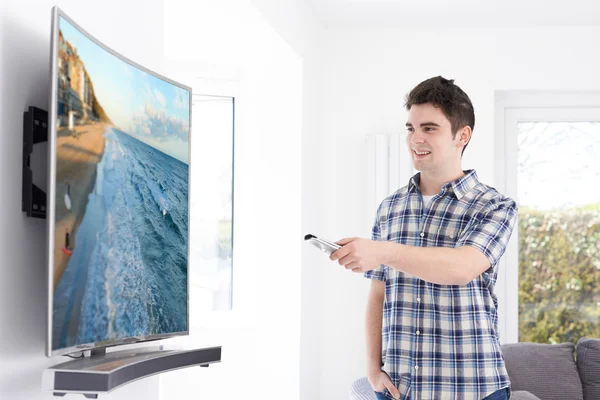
[511,391,542,400]
[502,342,583,400]
[577,337,600,400]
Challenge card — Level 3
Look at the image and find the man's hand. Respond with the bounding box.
[329,237,386,273]
[368,370,400,399]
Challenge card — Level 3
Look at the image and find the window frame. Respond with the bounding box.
[184,74,241,332]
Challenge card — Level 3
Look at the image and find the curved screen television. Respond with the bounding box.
[47,7,191,357]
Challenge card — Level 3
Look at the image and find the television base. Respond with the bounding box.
[42,346,222,398]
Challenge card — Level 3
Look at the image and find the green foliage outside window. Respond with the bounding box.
[518,204,600,344]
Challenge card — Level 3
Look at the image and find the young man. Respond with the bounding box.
[331,77,517,400]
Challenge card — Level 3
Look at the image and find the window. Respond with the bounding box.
[498,97,600,344]
[516,119,600,344]
[189,95,234,314]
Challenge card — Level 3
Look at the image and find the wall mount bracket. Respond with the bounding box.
[22,106,48,219]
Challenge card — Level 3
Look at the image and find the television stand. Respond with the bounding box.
[42,346,221,398]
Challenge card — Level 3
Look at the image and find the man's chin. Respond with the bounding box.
[412,163,435,174]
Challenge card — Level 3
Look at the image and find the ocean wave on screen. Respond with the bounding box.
[53,127,189,349]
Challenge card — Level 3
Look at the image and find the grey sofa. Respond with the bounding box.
[350,337,600,400]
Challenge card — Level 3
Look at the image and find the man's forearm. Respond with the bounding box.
[366,281,385,374]
[379,242,488,285]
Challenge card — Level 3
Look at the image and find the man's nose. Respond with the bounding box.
[411,131,425,144]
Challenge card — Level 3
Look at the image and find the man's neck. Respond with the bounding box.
[419,168,465,196]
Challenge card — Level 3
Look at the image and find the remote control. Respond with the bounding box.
[304,234,341,255]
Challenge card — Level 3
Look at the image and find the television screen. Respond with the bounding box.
[47,7,191,356]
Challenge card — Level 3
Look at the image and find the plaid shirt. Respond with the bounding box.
[365,170,517,400]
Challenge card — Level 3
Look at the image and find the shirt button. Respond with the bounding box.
[416,330,420,335]
[420,232,425,237]
[415,365,419,370]
[417,297,421,302]
[449,234,454,239]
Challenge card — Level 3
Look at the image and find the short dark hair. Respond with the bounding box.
[404,76,474,155]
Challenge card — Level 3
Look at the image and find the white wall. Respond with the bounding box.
[246,2,330,398]
[160,1,303,399]
[317,26,600,399]
[0,1,165,399]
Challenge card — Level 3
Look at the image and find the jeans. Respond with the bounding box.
[374,387,509,400]
[483,388,510,400]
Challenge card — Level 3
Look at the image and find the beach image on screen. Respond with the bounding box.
[52,16,190,351]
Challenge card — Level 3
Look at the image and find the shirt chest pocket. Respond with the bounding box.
[426,225,460,247]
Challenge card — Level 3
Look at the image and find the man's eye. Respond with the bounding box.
[406,127,414,132]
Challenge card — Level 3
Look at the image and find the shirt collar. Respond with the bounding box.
[408,169,479,200]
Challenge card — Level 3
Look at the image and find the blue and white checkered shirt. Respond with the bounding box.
[365,170,517,400]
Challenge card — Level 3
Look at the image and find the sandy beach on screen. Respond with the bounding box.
[53,121,110,291]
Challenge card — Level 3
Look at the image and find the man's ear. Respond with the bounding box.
[456,126,472,148]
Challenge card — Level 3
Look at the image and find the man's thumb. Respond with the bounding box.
[383,378,400,399]
[335,237,357,246]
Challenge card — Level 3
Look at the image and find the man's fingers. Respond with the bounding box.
[344,261,359,271]
[329,245,349,261]
[330,245,351,262]
[330,237,360,261]
[338,254,355,268]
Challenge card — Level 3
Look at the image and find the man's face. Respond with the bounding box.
[405,103,461,174]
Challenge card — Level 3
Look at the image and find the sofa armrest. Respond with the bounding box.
[350,377,376,400]
[577,337,600,400]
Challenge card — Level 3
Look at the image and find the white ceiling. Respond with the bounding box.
[306,0,600,29]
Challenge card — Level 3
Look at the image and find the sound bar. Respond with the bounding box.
[42,346,222,398]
